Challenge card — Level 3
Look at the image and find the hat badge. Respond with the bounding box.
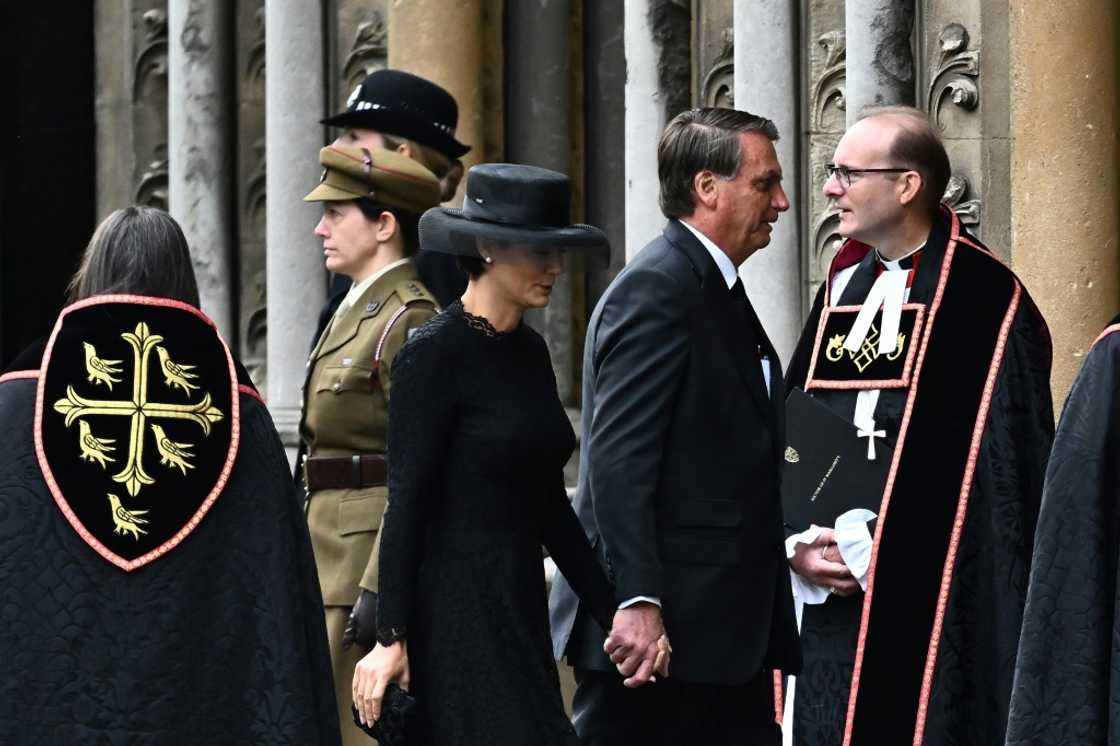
[347,84,362,108]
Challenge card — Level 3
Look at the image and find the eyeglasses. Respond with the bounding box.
[824,163,911,188]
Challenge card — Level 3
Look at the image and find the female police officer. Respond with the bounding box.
[299,144,441,746]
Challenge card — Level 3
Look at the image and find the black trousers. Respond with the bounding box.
[572,667,781,746]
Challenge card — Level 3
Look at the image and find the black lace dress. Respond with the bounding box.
[376,301,616,746]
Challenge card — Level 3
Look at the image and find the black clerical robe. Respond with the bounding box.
[784,207,1054,745]
[0,297,339,745]
[1005,314,1120,746]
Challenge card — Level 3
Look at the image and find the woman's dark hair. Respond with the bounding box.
[457,254,486,279]
[67,206,200,306]
[355,198,421,257]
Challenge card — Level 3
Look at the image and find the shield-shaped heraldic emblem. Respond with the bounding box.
[35,296,239,571]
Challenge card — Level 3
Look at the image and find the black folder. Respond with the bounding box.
[781,388,893,531]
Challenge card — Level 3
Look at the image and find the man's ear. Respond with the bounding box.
[898,170,924,208]
[693,170,719,210]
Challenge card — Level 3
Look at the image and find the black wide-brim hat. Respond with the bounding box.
[322,69,471,160]
[419,163,608,257]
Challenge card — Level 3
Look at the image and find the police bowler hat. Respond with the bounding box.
[322,70,471,160]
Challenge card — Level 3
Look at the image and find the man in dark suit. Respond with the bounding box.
[549,107,802,745]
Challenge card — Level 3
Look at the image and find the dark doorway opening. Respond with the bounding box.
[1,2,96,367]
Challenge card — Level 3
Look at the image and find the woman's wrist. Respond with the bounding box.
[376,626,407,647]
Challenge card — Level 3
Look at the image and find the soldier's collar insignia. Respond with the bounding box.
[805,303,926,391]
[35,296,239,571]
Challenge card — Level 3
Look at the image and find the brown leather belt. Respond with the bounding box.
[304,454,388,490]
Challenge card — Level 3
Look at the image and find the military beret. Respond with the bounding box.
[303,145,441,215]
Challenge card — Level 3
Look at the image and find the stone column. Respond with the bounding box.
[585,0,626,300]
[388,0,495,194]
[734,0,801,364]
[624,1,668,260]
[1009,0,1120,405]
[265,0,327,452]
[168,0,235,339]
[505,0,575,403]
[845,0,915,123]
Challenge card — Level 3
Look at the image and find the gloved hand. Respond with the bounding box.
[342,589,379,650]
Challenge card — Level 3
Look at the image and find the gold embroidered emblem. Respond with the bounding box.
[83,342,123,389]
[53,322,224,496]
[784,447,800,463]
[77,420,116,469]
[823,323,906,373]
[108,493,149,540]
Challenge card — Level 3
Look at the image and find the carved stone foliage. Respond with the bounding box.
[943,173,981,228]
[133,8,168,100]
[803,1,848,298]
[244,5,265,96]
[700,28,734,108]
[237,0,267,387]
[135,145,169,209]
[342,12,387,95]
[334,0,390,111]
[691,0,731,108]
[130,2,170,217]
[812,31,846,129]
[927,23,979,130]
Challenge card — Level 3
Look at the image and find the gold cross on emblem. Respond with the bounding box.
[825,322,907,373]
[53,322,224,496]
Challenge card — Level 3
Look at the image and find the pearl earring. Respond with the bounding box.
[482,255,493,264]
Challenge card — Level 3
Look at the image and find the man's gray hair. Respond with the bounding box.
[657,107,779,219]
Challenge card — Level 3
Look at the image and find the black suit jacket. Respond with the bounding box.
[549,219,801,685]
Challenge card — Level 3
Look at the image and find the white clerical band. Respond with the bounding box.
[843,270,910,356]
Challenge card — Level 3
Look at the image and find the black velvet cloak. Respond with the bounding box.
[1006,315,1120,746]
[0,297,339,745]
[784,208,1054,745]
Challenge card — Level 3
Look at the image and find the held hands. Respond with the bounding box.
[603,602,672,688]
[352,640,409,727]
[788,527,860,597]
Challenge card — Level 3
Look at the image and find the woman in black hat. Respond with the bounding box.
[351,165,660,744]
[323,69,474,309]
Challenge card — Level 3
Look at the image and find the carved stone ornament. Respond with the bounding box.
[700,27,734,109]
[942,173,981,227]
[812,206,843,266]
[342,13,388,92]
[135,144,169,210]
[812,30,847,130]
[244,138,267,231]
[133,8,169,101]
[245,6,265,87]
[927,23,979,130]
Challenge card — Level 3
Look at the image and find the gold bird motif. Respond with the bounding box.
[107,493,148,540]
[151,423,195,475]
[156,346,199,395]
[83,342,123,389]
[77,420,115,469]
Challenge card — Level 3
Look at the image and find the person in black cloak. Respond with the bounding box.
[0,206,339,745]
[783,107,1054,745]
[1005,314,1120,746]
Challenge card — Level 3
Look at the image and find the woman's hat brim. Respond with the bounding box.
[419,207,609,257]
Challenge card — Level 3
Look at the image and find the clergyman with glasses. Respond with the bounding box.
[781,106,1054,745]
